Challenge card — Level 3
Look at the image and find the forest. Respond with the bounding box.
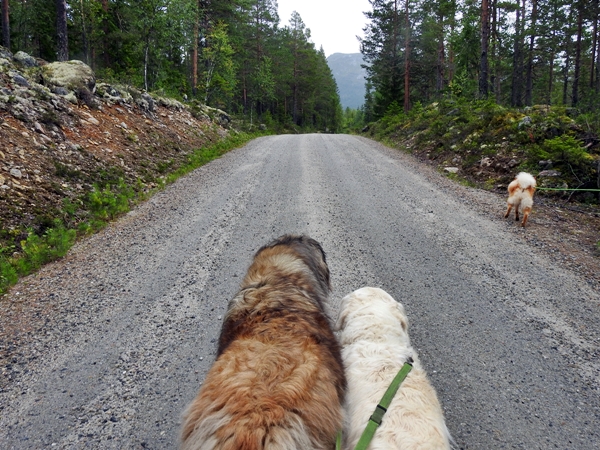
[361,0,600,119]
[2,1,599,127]
[0,0,342,132]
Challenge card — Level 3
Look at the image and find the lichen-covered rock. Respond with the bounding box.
[95,83,133,104]
[52,86,69,96]
[518,116,532,128]
[136,92,156,112]
[538,170,561,177]
[11,72,31,88]
[13,51,38,68]
[64,92,78,104]
[156,96,184,111]
[41,60,96,92]
[196,104,231,127]
[0,45,12,60]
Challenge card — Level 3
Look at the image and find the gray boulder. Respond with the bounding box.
[13,51,38,68]
[51,86,69,96]
[136,92,156,112]
[518,116,532,128]
[11,72,31,87]
[41,60,96,92]
[0,46,12,60]
[538,170,561,177]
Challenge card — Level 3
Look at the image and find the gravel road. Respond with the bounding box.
[1,134,599,449]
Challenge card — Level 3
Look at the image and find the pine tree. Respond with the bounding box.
[1,0,10,50]
[360,0,405,118]
[56,0,68,61]
[479,0,490,98]
[201,21,236,107]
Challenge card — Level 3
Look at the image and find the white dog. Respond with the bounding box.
[504,172,536,227]
[335,287,453,450]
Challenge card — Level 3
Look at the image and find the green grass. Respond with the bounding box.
[0,131,262,296]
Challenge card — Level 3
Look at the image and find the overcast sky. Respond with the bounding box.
[276,0,372,57]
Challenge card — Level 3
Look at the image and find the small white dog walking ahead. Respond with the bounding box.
[504,172,536,227]
[335,287,453,450]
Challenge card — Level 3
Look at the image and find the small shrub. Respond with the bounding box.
[54,160,81,179]
[87,181,132,220]
[542,135,593,173]
[19,231,47,271]
[0,257,18,293]
[40,109,63,126]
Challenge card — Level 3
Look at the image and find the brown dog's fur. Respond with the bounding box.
[504,172,536,227]
[180,235,346,450]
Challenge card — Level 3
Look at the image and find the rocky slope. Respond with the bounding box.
[0,47,232,254]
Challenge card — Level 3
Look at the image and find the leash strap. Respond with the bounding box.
[353,360,413,450]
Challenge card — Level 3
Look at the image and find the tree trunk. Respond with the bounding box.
[492,0,500,101]
[102,0,109,69]
[1,0,9,50]
[524,0,538,106]
[597,18,600,93]
[144,43,149,91]
[479,0,490,98]
[448,19,455,86]
[591,0,599,89]
[510,0,524,107]
[562,52,570,106]
[79,0,89,65]
[436,16,445,94]
[548,27,555,105]
[403,0,410,113]
[192,7,199,97]
[292,38,299,124]
[572,3,583,106]
[56,0,68,61]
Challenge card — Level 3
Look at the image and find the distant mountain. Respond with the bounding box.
[327,53,367,110]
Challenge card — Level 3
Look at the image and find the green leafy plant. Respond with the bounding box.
[0,257,18,290]
[87,180,134,221]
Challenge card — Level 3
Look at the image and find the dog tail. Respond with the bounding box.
[515,172,536,190]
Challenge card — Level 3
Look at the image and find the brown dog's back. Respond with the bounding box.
[181,235,345,450]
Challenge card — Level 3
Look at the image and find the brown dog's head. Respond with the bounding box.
[218,235,332,356]
[241,234,331,305]
[258,234,330,293]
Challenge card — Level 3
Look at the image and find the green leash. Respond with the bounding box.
[353,359,413,450]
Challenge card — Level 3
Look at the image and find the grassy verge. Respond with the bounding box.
[0,131,262,296]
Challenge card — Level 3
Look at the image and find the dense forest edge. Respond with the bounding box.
[0,0,343,133]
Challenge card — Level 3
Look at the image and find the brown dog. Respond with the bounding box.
[504,172,536,227]
[180,235,346,450]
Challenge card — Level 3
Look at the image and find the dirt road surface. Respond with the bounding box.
[1,134,599,449]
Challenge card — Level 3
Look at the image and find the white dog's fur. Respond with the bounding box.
[504,172,536,227]
[335,287,453,450]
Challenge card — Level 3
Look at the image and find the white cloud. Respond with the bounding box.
[277,0,371,56]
